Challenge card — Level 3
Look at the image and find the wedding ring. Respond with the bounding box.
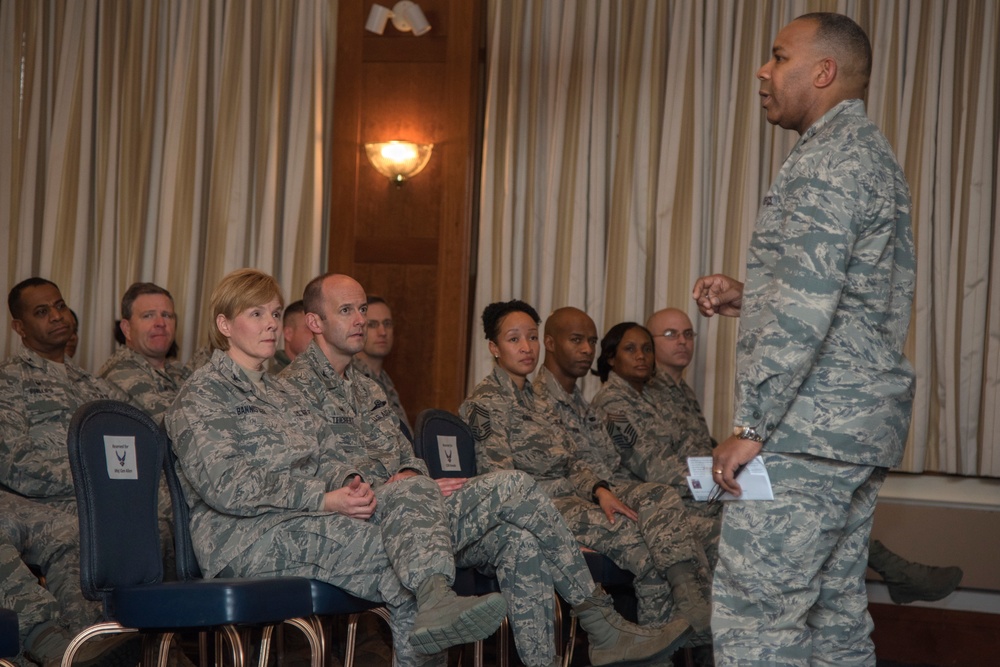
[713,469,723,474]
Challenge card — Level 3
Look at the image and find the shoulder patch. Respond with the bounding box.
[468,404,493,441]
[605,413,637,449]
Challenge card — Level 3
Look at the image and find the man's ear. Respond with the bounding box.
[815,57,837,88]
[120,318,132,343]
[11,319,24,338]
[544,333,556,353]
[305,312,324,335]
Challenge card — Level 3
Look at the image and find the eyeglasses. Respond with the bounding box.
[367,319,393,330]
[655,329,697,341]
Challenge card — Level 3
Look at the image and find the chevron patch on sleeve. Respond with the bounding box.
[605,413,637,449]
[468,403,493,441]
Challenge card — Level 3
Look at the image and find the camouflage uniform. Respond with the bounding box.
[645,372,716,450]
[269,349,292,373]
[715,99,915,666]
[185,345,213,373]
[461,365,696,627]
[98,345,192,421]
[590,373,713,487]
[167,349,448,667]
[283,342,598,667]
[591,373,717,523]
[0,348,128,510]
[534,366,718,566]
[351,356,413,436]
[0,492,100,653]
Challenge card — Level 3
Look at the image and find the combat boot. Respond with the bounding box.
[868,540,963,604]
[665,559,712,645]
[409,574,508,654]
[571,585,691,665]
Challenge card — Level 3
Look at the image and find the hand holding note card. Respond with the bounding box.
[686,456,773,502]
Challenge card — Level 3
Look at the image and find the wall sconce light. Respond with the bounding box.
[365,141,434,185]
[365,2,431,36]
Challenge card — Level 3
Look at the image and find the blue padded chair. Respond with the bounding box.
[415,409,647,667]
[67,399,321,667]
[162,442,390,667]
[0,608,17,667]
[413,409,517,667]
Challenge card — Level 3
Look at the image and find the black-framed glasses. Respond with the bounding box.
[655,329,697,341]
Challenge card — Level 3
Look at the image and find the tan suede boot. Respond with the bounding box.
[409,574,508,654]
[572,585,691,665]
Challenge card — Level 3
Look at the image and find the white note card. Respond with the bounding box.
[686,455,773,501]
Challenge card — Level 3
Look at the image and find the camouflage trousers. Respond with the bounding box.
[553,480,710,626]
[446,470,596,667]
[0,493,101,648]
[219,526,431,667]
[712,452,886,667]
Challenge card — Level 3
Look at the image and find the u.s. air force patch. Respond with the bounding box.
[605,413,637,449]
[468,404,493,440]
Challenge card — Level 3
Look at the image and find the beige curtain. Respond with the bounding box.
[1,0,336,368]
[474,0,1000,477]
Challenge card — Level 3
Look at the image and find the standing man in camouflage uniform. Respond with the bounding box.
[282,274,689,667]
[646,307,962,607]
[0,278,128,512]
[99,282,191,421]
[352,296,413,437]
[692,13,915,666]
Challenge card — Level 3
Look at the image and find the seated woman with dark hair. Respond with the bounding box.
[591,323,717,512]
[461,300,712,648]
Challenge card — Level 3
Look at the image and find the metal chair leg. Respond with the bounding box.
[283,618,323,667]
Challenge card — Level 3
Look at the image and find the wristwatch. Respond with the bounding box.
[733,425,765,443]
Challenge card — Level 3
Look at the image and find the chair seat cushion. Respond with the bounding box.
[0,608,18,657]
[309,580,381,615]
[111,577,313,630]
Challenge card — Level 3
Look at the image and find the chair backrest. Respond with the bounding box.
[162,436,206,580]
[68,400,165,609]
[413,409,477,478]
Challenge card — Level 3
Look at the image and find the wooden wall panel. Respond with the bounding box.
[330,0,483,418]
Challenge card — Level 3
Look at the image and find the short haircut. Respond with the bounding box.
[8,277,58,319]
[797,12,872,83]
[283,299,306,325]
[365,295,387,308]
[209,269,283,351]
[302,273,332,317]
[121,282,174,319]
[481,300,541,342]
[596,321,653,382]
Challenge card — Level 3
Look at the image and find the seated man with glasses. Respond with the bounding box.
[643,308,714,452]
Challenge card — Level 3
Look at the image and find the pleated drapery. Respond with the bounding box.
[473,0,1000,478]
[1,0,335,366]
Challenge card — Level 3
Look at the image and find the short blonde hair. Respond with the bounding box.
[209,269,284,351]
